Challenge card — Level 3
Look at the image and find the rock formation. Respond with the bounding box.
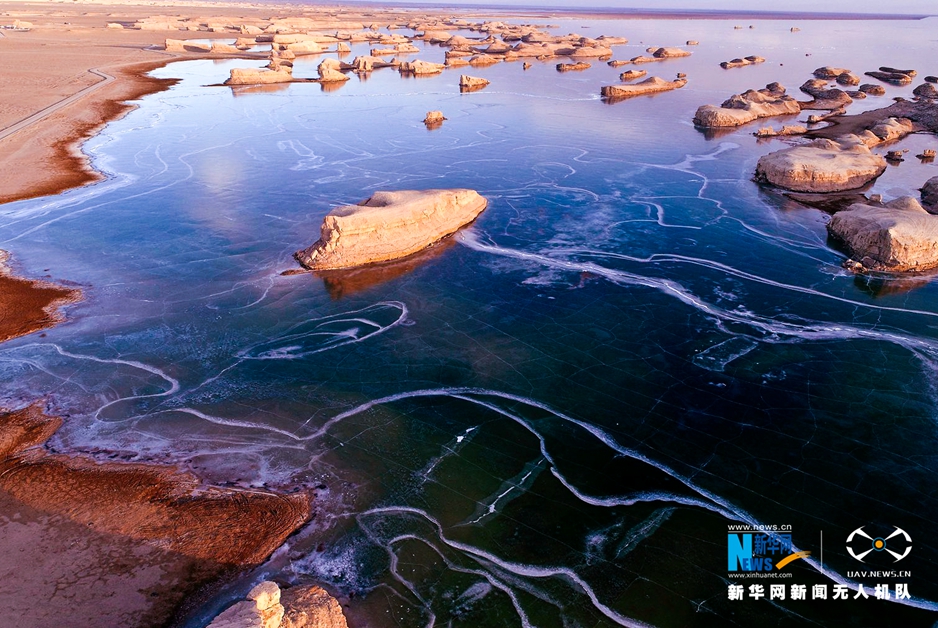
[814,67,851,79]
[619,69,647,81]
[859,83,886,96]
[294,189,488,270]
[914,83,938,99]
[829,197,938,272]
[208,581,284,628]
[281,585,349,628]
[601,76,687,100]
[459,75,490,91]
[400,59,446,74]
[652,47,691,58]
[423,111,446,127]
[212,42,241,54]
[755,136,886,192]
[556,61,590,72]
[165,38,211,53]
[318,58,349,83]
[799,79,853,109]
[693,83,800,128]
[836,72,860,86]
[720,56,765,69]
[880,66,916,77]
[207,582,349,628]
[865,71,912,86]
[755,125,807,137]
[226,66,293,85]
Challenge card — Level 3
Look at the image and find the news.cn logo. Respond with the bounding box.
[727,526,810,572]
[846,526,912,563]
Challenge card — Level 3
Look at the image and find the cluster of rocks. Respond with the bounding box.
[693,83,800,128]
[207,581,348,628]
[755,116,913,192]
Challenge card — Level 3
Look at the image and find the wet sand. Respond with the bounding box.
[0,250,80,343]
[0,403,312,627]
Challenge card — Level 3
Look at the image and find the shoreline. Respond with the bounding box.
[0,249,81,343]
[0,403,313,627]
[1,1,930,206]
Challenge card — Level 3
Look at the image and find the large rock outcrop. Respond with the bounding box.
[207,582,349,628]
[225,67,293,85]
[755,137,886,192]
[294,189,487,270]
[208,581,284,628]
[601,76,687,100]
[281,585,349,628]
[693,83,800,128]
[399,59,446,74]
[829,197,938,272]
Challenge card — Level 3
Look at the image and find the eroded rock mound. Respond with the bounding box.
[921,176,938,208]
[226,66,293,85]
[693,83,800,128]
[755,137,886,192]
[721,55,765,69]
[813,66,851,79]
[400,59,446,74]
[459,75,490,91]
[619,69,647,81]
[601,76,687,100]
[282,585,349,628]
[865,71,912,86]
[829,197,938,272]
[557,61,590,72]
[652,47,691,58]
[208,582,349,628]
[294,189,488,270]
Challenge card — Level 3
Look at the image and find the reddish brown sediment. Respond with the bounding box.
[0,403,312,627]
[0,251,81,343]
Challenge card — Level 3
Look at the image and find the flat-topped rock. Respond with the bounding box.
[829,197,938,272]
[294,189,488,270]
[652,47,691,58]
[814,66,851,79]
[225,67,293,85]
[459,75,490,91]
[601,76,687,100]
[859,83,886,95]
[165,38,211,52]
[693,83,800,128]
[400,59,446,74]
[720,55,764,69]
[755,125,807,137]
[619,69,647,81]
[755,137,886,192]
[865,71,912,86]
[557,61,590,72]
[281,585,349,628]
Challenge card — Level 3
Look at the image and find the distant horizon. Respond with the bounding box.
[322,0,935,17]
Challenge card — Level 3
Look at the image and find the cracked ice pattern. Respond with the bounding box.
[3,16,938,628]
